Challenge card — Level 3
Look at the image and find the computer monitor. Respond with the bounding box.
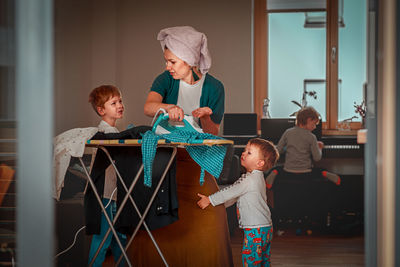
[223,113,258,136]
[261,118,295,144]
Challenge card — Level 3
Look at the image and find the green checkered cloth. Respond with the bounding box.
[141,130,227,187]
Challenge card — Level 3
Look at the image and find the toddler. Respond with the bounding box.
[197,138,279,267]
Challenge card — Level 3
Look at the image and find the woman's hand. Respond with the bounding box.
[144,91,171,117]
[144,92,184,121]
[167,105,185,121]
[192,107,213,118]
[197,193,211,209]
[192,107,219,135]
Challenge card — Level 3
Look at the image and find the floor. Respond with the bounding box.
[105,227,364,266]
[230,228,364,267]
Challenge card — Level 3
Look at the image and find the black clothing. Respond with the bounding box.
[84,126,178,235]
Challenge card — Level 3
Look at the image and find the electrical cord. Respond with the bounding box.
[151,108,167,126]
[54,187,117,259]
[54,225,86,259]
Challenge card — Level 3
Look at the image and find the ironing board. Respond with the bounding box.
[80,138,233,267]
[126,147,235,267]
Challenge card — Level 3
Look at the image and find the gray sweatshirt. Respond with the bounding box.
[276,126,322,172]
[209,170,272,229]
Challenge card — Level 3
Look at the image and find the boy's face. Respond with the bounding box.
[241,144,264,173]
[305,118,318,131]
[97,95,124,123]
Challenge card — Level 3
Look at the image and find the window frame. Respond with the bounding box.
[254,0,362,135]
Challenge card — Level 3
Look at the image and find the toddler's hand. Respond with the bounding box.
[197,193,211,209]
[317,141,324,150]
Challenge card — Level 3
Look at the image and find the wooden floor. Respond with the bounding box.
[105,227,364,266]
[231,228,364,267]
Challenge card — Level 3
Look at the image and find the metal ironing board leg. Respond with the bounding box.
[78,137,234,266]
[78,157,132,267]
[85,149,144,267]
[115,146,177,266]
[95,146,175,267]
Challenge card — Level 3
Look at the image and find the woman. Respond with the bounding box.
[144,26,225,135]
[131,26,233,267]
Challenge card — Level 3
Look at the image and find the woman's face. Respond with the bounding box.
[163,49,192,82]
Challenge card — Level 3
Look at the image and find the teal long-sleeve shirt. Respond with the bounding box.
[150,71,225,124]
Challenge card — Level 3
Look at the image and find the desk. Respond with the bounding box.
[83,139,234,267]
[318,136,364,176]
[314,158,364,176]
[226,135,365,176]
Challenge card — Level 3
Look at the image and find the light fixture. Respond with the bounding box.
[304,0,345,28]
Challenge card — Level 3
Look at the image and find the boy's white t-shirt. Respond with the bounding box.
[177,74,205,124]
[91,120,118,200]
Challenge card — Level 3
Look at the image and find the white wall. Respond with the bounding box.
[54,0,252,134]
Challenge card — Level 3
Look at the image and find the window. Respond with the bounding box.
[254,0,367,134]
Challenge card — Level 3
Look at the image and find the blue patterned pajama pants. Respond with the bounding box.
[242,226,273,266]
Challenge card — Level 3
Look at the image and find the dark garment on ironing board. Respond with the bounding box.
[84,126,179,235]
[113,146,178,235]
[90,125,152,141]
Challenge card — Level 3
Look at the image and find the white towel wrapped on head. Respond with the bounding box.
[157,26,212,74]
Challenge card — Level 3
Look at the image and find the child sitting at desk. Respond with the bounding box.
[197,138,279,267]
[267,106,340,233]
[277,106,324,174]
[87,85,127,266]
